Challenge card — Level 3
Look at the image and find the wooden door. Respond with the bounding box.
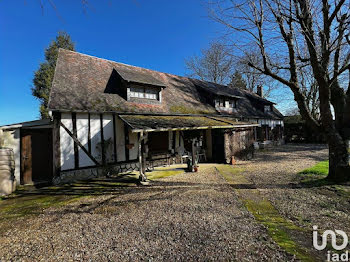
[21,134,32,184]
[21,129,53,185]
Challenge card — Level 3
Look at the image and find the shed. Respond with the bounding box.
[0,119,53,185]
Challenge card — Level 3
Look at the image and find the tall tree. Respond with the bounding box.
[229,71,247,90]
[32,32,75,118]
[185,42,234,84]
[210,0,350,181]
[236,50,277,96]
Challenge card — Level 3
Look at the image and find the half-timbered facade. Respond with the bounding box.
[0,49,284,185]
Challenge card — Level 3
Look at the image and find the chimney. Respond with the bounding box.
[257,85,263,97]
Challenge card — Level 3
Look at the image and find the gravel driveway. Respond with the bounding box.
[239,144,350,237]
[0,144,337,261]
[0,166,292,261]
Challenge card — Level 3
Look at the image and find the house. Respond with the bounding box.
[0,49,283,185]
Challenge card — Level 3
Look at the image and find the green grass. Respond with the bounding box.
[146,165,186,180]
[299,160,329,176]
[0,195,85,220]
[0,194,88,235]
[216,165,316,261]
[243,199,313,262]
[0,176,141,235]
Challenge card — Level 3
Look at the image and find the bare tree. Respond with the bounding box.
[299,66,320,119]
[209,0,350,181]
[185,42,234,84]
[235,50,277,96]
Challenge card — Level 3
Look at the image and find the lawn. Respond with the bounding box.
[298,160,329,176]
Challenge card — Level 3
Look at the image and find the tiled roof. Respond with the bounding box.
[48,49,283,120]
[115,65,165,87]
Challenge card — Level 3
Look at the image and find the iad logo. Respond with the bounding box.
[313,225,348,250]
[313,226,349,261]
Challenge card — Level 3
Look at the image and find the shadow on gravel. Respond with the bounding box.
[250,144,328,163]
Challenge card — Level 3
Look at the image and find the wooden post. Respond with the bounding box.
[191,138,197,172]
[124,125,130,161]
[52,112,61,178]
[138,132,147,182]
[88,113,91,154]
[100,114,105,165]
[113,114,117,163]
[72,113,79,169]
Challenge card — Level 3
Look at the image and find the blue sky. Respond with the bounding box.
[0,0,293,126]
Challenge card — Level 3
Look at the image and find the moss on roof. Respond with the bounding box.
[48,49,283,120]
[120,115,235,131]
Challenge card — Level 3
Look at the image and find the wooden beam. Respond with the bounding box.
[138,132,147,181]
[72,113,79,169]
[88,113,91,154]
[130,124,259,133]
[172,131,176,151]
[124,124,129,161]
[113,114,117,163]
[60,122,100,166]
[100,114,106,165]
[53,112,61,177]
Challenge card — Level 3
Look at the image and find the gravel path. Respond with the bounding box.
[1,144,340,261]
[0,166,292,261]
[238,144,350,236]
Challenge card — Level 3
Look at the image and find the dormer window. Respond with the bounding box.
[229,100,237,108]
[129,85,159,100]
[264,105,272,112]
[218,99,225,107]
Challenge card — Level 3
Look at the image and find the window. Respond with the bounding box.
[229,100,236,108]
[264,105,272,112]
[216,99,225,107]
[130,86,158,100]
[129,87,144,98]
[145,88,157,99]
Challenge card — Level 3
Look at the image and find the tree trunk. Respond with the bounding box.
[327,136,350,182]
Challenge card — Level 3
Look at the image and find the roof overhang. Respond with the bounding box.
[0,119,53,130]
[119,114,259,133]
[114,67,166,88]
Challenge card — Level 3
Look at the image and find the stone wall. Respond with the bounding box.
[53,161,140,185]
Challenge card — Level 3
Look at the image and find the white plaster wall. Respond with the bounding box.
[1,129,20,183]
[115,116,126,162]
[90,114,102,163]
[60,113,75,170]
[258,119,282,128]
[102,114,115,163]
[76,113,94,167]
[128,131,139,160]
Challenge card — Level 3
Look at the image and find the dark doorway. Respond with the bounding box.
[21,129,53,185]
[147,131,169,154]
[211,129,225,163]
